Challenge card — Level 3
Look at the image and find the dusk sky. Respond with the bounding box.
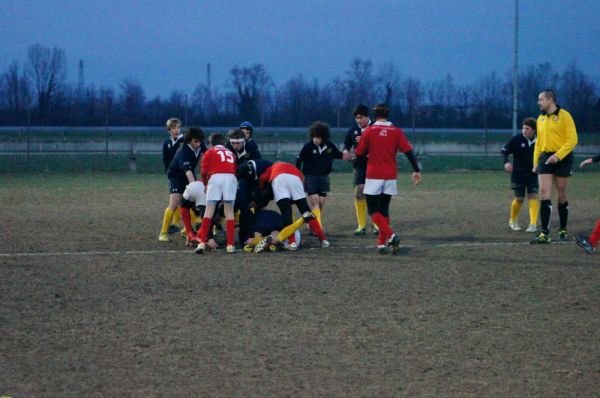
[1,0,599,98]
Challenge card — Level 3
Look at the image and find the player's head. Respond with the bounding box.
[308,121,330,145]
[209,133,226,147]
[373,103,390,120]
[239,121,254,139]
[184,126,204,149]
[228,129,245,152]
[353,104,370,128]
[522,117,536,138]
[166,117,181,136]
[538,89,556,113]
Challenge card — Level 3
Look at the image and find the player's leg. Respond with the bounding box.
[354,183,367,235]
[575,217,600,254]
[531,173,554,243]
[509,186,524,231]
[307,193,321,226]
[378,193,400,254]
[159,191,182,241]
[555,176,570,241]
[318,194,327,228]
[296,197,328,245]
[223,201,236,252]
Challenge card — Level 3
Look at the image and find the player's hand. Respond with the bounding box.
[532,166,537,174]
[342,151,351,161]
[412,172,422,185]
[545,154,559,164]
[207,239,218,251]
[504,162,513,173]
[580,158,593,168]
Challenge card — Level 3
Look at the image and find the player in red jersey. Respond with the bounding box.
[246,161,330,252]
[355,104,422,254]
[195,133,238,254]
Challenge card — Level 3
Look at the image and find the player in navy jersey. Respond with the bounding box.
[160,118,184,234]
[501,117,539,233]
[295,121,343,229]
[355,104,422,254]
[158,126,206,242]
[239,121,261,162]
[342,105,378,236]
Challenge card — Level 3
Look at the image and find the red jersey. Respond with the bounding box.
[355,121,412,179]
[200,145,237,185]
[258,162,304,188]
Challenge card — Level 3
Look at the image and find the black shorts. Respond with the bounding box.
[511,174,539,197]
[537,152,573,177]
[169,178,188,194]
[353,165,367,186]
[304,175,329,196]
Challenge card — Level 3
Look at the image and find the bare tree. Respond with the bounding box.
[27,43,66,122]
[119,78,145,125]
[402,78,422,133]
[230,64,271,123]
[377,61,402,106]
[345,58,375,107]
[1,61,32,120]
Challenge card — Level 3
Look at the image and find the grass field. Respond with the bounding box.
[1,171,599,396]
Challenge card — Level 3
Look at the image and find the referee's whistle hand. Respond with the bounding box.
[504,163,513,173]
[412,172,422,185]
[545,154,559,164]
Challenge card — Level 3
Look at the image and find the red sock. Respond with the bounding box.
[226,219,236,246]
[371,212,392,241]
[199,217,213,242]
[589,217,600,247]
[308,219,326,241]
[288,231,296,245]
[181,207,193,235]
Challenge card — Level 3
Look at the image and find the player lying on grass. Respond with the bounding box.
[237,160,329,252]
[242,209,301,252]
[574,154,600,254]
[195,134,238,254]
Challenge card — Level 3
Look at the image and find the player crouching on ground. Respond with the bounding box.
[355,104,422,255]
[238,160,330,252]
[574,154,600,254]
[501,117,540,233]
[195,134,238,254]
[242,209,302,252]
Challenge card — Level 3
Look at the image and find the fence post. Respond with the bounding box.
[128,138,137,172]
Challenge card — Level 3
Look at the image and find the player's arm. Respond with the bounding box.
[533,124,541,172]
[554,112,578,161]
[580,153,600,168]
[330,142,344,159]
[162,141,170,172]
[295,144,308,169]
[200,152,209,185]
[246,140,262,160]
[501,137,514,172]
[355,130,368,157]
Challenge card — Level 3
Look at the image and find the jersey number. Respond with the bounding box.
[217,150,235,164]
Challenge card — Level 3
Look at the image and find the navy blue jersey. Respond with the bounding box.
[296,141,343,175]
[162,134,184,172]
[167,143,206,181]
[251,209,284,236]
[344,121,371,170]
[501,134,536,181]
[225,139,262,164]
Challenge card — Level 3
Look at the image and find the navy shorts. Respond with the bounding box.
[169,178,188,194]
[511,174,539,197]
[304,175,330,196]
[353,165,367,186]
[537,152,573,177]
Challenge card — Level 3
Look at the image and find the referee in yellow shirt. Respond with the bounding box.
[530,89,578,244]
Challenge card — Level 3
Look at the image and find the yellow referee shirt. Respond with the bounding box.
[533,107,578,167]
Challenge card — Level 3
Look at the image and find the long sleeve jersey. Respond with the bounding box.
[295,141,343,175]
[534,106,578,166]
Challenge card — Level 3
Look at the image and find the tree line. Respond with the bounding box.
[1,43,599,132]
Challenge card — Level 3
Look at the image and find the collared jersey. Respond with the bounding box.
[295,141,343,175]
[225,139,262,164]
[167,143,205,181]
[501,134,536,180]
[355,121,413,180]
[200,145,237,185]
[344,120,371,169]
[534,106,578,166]
[162,134,184,172]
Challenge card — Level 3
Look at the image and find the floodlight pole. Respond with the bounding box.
[512,0,519,135]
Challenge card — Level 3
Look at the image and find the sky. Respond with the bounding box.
[1,0,599,98]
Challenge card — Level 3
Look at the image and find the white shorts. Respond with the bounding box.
[182,181,207,207]
[272,174,306,202]
[206,173,238,202]
[363,178,398,196]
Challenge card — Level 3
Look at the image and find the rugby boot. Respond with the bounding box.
[285,242,298,251]
[558,228,568,242]
[158,232,170,242]
[254,235,273,253]
[321,240,330,248]
[388,234,401,255]
[525,224,537,233]
[530,231,551,244]
[167,224,180,234]
[509,220,522,231]
[186,233,201,247]
[226,245,236,254]
[377,245,388,254]
[353,227,366,236]
[372,225,379,236]
[195,242,206,254]
[574,235,594,254]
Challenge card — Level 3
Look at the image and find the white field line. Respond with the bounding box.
[0,241,535,258]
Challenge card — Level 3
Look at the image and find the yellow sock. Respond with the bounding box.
[528,198,539,225]
[160,207,175,234]
[510,199,522,222]
[190,209,199,225]
[277,217,306,242]
[171,206,181,226]
[355,198,366,229]
[249,235,263,246]
[313,208,322,228]
[235,210,241,224]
